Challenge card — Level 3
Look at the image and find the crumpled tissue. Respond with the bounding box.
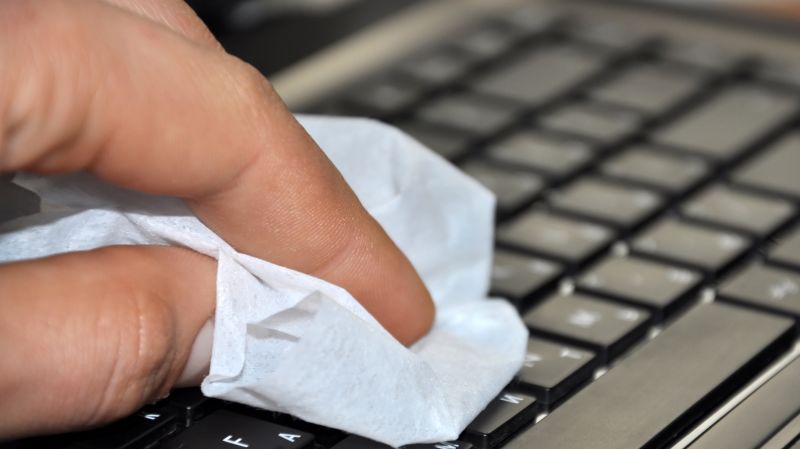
[0,116,528,447]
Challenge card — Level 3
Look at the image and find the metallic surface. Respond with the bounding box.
[271,0,800,110]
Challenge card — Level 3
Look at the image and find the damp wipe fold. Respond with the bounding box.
[0,116,528,447]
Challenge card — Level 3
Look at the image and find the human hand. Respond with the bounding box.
[0,0,434,439]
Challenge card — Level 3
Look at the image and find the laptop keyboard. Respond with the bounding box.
[7,4,800,449]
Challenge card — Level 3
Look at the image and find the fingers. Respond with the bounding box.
[0,246,216,439]
[0,0,433,344]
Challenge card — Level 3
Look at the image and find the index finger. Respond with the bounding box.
[0,0,434,345]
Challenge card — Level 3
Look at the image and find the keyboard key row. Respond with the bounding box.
[470,44,609,107]
[681,184,795,239]
[506,303,795,449]
[577,255,701,321]
[653,85,798,162]
[523,292,651,364]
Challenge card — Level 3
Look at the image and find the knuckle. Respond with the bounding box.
[0,0,94,172]
[229,60,279,109]
[83,249,179,424]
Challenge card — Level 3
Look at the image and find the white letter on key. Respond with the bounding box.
[279,433,303,443]
[223,435,250,448]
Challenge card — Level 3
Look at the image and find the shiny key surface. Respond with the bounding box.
[600,145,709,195]
[485,131,594,179]
[538,102,642,145]
[516,338,597,405]
[505,303,794,449]
[718,264,800,319]
[399,48,479,86]
[462,161,544,217]
[589,63,705,115]
[770,228,800,271]
[416,93,519,138]
[680,184,795,239]
[523,292,650,362]
[462,391,538,449]
[490,250,562,306]
[470,44,608,106]
[564,18,651,52]
[497,210,614,266]
[547,177,663,231]
[658,40,744,73]
[734,132,800,200]
[342,75,426,118]
[631,218,751,276]
[452,23,526,59]
[577,255,702,321]
[398,121,473,161]
[653,85,798,161]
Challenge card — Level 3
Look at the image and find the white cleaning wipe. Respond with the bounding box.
[0,116,527,447]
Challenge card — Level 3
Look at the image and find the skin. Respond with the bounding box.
[0,0,434,440]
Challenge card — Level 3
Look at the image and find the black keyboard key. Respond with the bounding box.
[398,122,472,160]
[659,40,744,73]
[470,44,608,106]
[548,177,663,230]
[498,6,561,34]
[632,219,751,275]
[538,102,641,145]
[653,85,798,161]
[342,76,425,117]
[681,185,795,238]
[734,132,800,200]
[462,391,538,449]
[485,131,594,178]
[589,63,705,115]
[504,302,795,449]
[600,145,708,194]
[523,292,650,362]
[577,255,702,320]
[162,411,313,449]
[770,228,800,271]
[497,210,614,266]
[399,49,478,86]
[688,356,800,449]
[516,338,597,405]
[565,18,651,52]
[719,264,800,320]
[454,23,525,59]
[68,407,178,449]
[416,93,519,138]
[462,162,544,216]
[490,250,562,306]
[166,387,216,427]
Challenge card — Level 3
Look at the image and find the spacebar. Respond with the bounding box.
[504,303,794,449]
